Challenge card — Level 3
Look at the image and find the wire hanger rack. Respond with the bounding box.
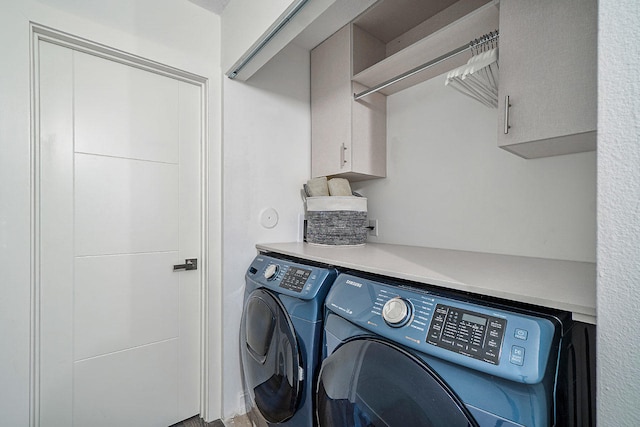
[353,30,500,101]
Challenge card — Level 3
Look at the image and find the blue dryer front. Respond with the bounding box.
[317,273,567,427]
[241,253,337,427]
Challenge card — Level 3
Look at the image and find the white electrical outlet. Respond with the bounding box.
[368,219,379,237]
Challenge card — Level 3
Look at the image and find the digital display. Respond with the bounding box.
[462,312,487,326]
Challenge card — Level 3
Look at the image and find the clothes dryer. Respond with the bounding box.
[316,272,591,427]
[241,253,338,427]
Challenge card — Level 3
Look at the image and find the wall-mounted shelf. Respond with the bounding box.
[351,0,499,96]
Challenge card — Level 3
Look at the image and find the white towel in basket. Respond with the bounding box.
[328,178,352,196]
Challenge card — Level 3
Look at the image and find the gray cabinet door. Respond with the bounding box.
[311,25,387,181]
[497,0,597,158]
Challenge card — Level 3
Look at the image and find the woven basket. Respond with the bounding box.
[306,196,368,246]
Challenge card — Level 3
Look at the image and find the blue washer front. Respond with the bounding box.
[317,273,563,427]
[241,253,338,427]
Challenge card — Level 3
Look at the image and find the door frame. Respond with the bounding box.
[29,23,213,426]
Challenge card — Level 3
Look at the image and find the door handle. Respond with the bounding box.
[504,95,511,134]
[173,258,198,271]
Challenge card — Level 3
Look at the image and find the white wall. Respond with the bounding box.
[357,73,596,263]
[221,0,297,72]
[0,1,222,424]
[597,0,640,424]
[221,43,311,418]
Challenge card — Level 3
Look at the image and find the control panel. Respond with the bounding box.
[246,254,336,300]
[426,304,506,365]
[324,273,557,384]
[280,267,312,292]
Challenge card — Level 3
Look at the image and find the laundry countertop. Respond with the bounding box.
[255,242,597,324]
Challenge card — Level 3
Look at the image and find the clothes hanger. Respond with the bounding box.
[445,32,499,108]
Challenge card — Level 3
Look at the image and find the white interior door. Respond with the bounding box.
[38,40,202,427]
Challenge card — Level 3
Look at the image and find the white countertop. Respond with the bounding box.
[256,242,597,324]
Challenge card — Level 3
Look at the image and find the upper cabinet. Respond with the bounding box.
[308,0,596,171]
[311,24,387,180]
[497,0,597,158]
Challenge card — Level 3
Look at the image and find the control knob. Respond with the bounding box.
[382,297,412,327]
[264,264,279,280]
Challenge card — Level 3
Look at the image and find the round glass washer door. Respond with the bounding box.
[316,337,479,427]
[241,289,302,423]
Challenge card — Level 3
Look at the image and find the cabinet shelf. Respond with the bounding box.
[351,0,499,96]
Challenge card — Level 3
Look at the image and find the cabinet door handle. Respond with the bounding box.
[504,95,511,134]
[340,143,348,167]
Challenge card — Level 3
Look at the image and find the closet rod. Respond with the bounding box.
[353,31,499,100]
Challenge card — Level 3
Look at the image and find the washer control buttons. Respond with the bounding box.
[427,304,506,365]
[510,345,525,366]
[513,328,529,341]
[382,297,412,327]
[279,267,311,293]
[514,328,528,340]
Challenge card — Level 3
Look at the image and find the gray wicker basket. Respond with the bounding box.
[305,196,368,246]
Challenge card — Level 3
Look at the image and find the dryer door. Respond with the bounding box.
[241,289,302,423]
[316,338,479,427]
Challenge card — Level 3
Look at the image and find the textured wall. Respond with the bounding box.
[597,0,640,424]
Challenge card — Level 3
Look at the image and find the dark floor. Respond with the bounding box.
[170,415,225,427]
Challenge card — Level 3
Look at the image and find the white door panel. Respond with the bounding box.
[73,340,179,427]
[74,53,180,163]
[38,40,202,426]
[74,252,180,360]
[74,154,179,256]
[179,82,202,248]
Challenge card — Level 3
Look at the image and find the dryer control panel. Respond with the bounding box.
[325,273,558,384]
[246,254,337,300]
[426,304,507,365]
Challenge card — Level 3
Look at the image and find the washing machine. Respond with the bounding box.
[316,272,593,427]
[241,253,338,427]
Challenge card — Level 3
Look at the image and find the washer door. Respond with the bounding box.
[316,338,479,427]
[241,289,302,423]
